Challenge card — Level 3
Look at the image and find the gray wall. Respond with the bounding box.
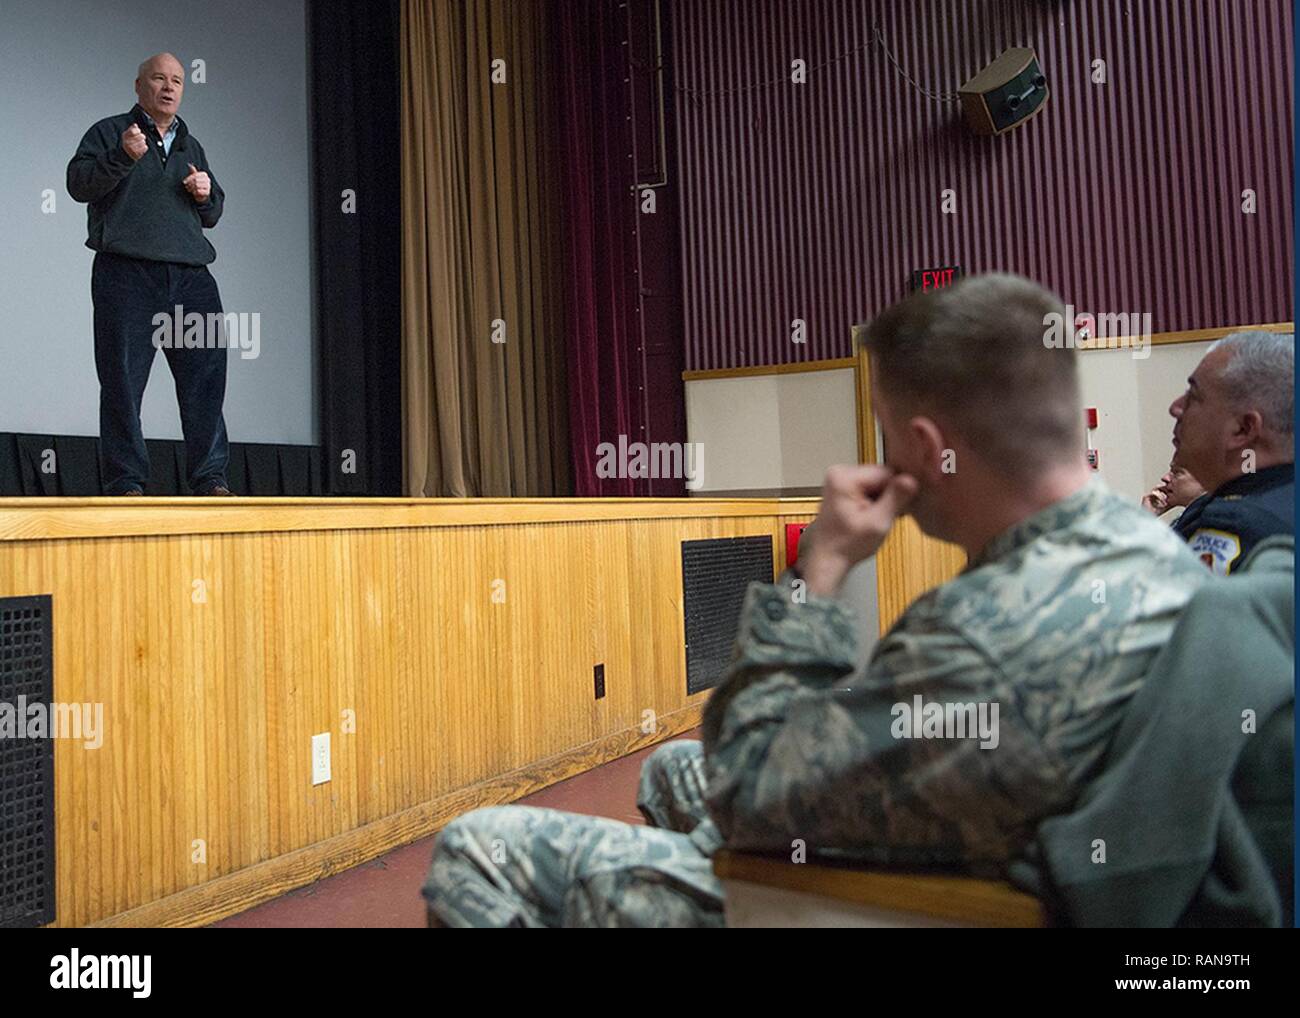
[0,0,315,445]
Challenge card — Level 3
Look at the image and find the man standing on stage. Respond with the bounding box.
[67,52,233,496]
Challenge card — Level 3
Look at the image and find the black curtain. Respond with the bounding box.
[0,434,322,496]
[310,0,403,496]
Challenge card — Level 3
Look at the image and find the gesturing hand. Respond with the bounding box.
[121,124,148,161]
[799,464,918,596]
[183,163,211,204]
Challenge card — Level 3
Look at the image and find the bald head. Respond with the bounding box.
[138,52,182,79]
[135,52,185,123]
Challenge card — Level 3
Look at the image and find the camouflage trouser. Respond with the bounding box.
[423,739,726,927]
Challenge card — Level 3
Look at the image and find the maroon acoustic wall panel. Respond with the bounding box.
[671,0,1294,371]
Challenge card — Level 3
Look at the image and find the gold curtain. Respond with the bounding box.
[400,0,571,497]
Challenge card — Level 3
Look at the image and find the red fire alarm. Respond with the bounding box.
[1085,407,1098,429]
[786,523,809,565]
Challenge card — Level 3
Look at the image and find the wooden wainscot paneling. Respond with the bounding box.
[0,497,817,927]
[873,516,968,634]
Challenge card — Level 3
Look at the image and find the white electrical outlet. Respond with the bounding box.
[311,732,331,785]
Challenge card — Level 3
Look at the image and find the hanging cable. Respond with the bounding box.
[870,20,960,102]
[673,17,960,105]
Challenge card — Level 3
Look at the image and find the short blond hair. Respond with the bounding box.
[861,273,1081,481]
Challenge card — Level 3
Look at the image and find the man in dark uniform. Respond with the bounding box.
[1168,331,1294,574]
[67,52,233,496]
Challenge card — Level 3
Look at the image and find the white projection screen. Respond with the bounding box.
[0,0,315,445]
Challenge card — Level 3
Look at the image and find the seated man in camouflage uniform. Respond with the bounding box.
[422,273,1210,927]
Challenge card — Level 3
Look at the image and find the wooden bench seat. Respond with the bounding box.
[713,849,1047,928]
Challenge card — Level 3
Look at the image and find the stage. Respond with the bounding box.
[0,496,816,927]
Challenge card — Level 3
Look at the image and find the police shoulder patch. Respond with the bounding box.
[1187,528,1242,576]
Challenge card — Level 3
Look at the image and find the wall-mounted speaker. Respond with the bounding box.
[959,47,1048,135]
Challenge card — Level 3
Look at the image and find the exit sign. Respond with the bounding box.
[911,266,963,291]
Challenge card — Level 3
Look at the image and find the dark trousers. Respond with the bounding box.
[92,252,230,495]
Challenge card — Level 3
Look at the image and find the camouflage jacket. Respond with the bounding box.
[700,480,1211,869]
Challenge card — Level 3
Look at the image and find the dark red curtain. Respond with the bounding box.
[554,0,644,496]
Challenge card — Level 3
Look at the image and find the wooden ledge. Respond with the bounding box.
[0,495,821,542]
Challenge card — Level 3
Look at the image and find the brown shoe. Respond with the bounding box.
[197,485,236,496]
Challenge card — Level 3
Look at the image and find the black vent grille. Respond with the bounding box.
[0,595,55,928]
[681,536,774,696]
